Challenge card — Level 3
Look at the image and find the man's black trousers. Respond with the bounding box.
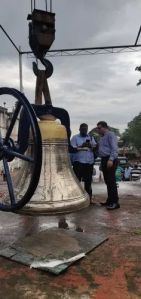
[101,157,119,205]
[73,162,93,198]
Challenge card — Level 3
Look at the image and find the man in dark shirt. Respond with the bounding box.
[97,121,120,210]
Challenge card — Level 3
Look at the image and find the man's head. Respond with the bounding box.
[79,123,88,137]
[97,121,108,135]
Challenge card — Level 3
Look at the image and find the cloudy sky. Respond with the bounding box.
[0,0,141,134]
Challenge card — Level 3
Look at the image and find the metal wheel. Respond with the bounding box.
[0,88,42,211]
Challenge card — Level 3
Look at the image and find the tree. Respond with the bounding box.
[122,112,141,152]
[89,126,120,142]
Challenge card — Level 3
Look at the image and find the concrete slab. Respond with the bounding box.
[0,229,108,274]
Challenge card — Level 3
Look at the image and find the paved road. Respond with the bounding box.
[93,180,141,196]
[0,181,141,298]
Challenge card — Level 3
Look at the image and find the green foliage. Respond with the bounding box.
[89,126,120,142]
[109,127,120,137]
[122,112,141,151]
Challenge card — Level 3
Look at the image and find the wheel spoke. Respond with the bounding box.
[4,102,21,144]
[3,148,34,163]
[0,88,42,211]
[0,131,3,149]
[3,158,16,205]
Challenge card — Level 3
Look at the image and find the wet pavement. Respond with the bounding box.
[0,181,141,298]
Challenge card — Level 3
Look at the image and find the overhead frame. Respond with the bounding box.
[1,24,141,58]
[21,25,141,58]
[0,23,141,90]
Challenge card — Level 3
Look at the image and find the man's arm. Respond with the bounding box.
[70,136,89,151]
[70,135,77,148]
[106,133,118,168]
[108,133,118,161]
[70,135,78,153]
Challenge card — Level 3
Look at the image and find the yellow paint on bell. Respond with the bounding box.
[38,115,67,140]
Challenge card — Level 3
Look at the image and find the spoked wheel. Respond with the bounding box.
[0,88,42,211]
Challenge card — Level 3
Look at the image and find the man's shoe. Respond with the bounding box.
[106,203,120,210]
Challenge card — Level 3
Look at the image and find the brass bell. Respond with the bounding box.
[20,115,89,215]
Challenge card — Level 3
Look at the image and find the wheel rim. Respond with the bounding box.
[0,88,42,211]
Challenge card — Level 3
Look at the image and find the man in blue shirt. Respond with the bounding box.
[123,163,132,181]
[97,121,120,210]
[71,123,96,203]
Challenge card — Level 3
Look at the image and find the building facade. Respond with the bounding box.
[0,106,19,171]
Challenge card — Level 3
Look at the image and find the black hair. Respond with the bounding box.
[97,121,108,128]
[80,123,88,128]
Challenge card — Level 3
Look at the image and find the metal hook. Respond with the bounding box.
[33,58,53,79]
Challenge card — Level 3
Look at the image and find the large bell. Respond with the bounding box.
[20,115,89,215]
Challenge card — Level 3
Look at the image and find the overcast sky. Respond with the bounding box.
[0,0,141,134]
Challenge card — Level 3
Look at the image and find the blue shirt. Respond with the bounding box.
[98,131,118,161]
[71,134,96,164]
[124,167,132,179]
